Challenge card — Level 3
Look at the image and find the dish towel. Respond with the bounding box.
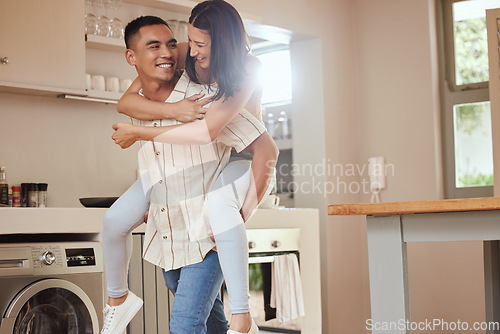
[270,254,305,322]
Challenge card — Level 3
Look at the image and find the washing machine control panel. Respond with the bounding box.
[32,245,65,270]
[27,242,102,275]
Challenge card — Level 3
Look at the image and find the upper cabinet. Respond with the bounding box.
[0,0,289,104]
[0,0,86,93]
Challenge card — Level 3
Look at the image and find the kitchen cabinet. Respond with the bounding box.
[0,0,86,93]
[0,0,267,104]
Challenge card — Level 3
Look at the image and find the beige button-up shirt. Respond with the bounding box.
[131,72,266,270]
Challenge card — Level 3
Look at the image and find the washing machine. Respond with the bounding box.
[0,241,104,334]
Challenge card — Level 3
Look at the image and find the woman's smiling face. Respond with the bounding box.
[188,24,211,71]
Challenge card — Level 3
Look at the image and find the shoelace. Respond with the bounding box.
[101,305,115,333]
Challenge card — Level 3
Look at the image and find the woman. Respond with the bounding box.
[109,2,276,333]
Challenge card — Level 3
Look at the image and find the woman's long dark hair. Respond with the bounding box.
[185,0,250,101]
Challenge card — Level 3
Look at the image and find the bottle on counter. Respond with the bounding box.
[20,183,29,207]
[28,183,38,207]
[0,167,8,206]
[266,112,276,139]
[38,183,48,208]
[278,110,290,139]
[12,186,21,207]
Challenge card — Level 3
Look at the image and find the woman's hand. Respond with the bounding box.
[172,93,211,122]
[112,122,140,148]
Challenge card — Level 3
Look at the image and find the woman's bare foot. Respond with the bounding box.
[108,292,128,306]
[230,312,252,333]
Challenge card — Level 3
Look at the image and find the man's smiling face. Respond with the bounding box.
[127,24,178,83]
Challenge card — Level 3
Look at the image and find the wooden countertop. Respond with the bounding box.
[328,197,500,216]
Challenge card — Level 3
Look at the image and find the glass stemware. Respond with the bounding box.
[84,0,98,35]
[85,13,98,35]
[110,18,123,38]
[109,0,123,39]
[97,15,110,37]
[95,0,110,37]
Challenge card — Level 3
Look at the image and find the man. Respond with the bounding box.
[105,16,277,333]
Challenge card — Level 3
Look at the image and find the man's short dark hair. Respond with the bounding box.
[124,16,170,49]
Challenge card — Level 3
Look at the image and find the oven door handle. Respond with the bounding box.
[248,256,275,264]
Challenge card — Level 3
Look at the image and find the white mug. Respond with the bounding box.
[91,74,105,91]
[85,73,92,91]
[260,195,280,209]
[106,76,120,93]
[119,79,133,93]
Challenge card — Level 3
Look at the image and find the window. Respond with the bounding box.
[439,0,500,198]
[256,49,292,105]
[253,46,293,144]
[253,45,294,195]
[453,102,494,187]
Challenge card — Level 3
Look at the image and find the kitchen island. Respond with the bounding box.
[328,197,500,334]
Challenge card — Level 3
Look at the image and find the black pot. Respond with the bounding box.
[79,197,118,208]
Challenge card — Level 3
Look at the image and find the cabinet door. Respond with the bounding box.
[0,0,85,90]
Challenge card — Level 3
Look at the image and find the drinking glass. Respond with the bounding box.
[110,17,123,39]
[97,16,110,37]
[85,13,98,35]
[109,0,123,39]
[84,0,98,35]
[95,0,110,37]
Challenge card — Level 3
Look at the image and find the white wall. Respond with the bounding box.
[0,92,138,207]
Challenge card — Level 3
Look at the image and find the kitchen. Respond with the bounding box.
[0,0,494,333]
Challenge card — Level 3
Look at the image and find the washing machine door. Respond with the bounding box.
[0,278,99,334]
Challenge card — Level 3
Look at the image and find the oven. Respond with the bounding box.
[223,228,302,333]
[0,241,104,334]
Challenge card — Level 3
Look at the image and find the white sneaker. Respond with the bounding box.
[227,319,259,334]
[101,291,143,334]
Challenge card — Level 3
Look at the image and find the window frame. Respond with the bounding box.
[438,0,493,198]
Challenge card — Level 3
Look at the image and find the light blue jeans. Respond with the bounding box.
[163,250,228,334]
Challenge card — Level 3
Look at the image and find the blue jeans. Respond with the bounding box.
[163,250,229,334]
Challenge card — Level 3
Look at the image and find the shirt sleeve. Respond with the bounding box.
[217,109,267,152]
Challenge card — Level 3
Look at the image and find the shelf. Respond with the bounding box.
[124,0,195,14]
[87,89,123,100]
[59,90,123,104]
[0,81,86,98]
[122,0,261,23]
[85,34,126,52]
[0,80,124,104]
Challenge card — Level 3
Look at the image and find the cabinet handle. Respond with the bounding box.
[0,57,8,64]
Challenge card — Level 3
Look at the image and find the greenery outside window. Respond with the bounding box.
[439,0,500,198]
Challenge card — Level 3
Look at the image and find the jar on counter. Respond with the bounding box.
[38,183,48,208]
[28,183,38,207]
[20,183,29,207]
[12,186,20,207]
